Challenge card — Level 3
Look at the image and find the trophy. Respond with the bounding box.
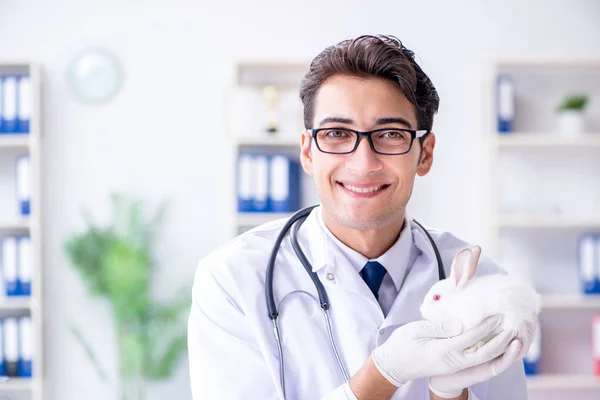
[262,85,279,134]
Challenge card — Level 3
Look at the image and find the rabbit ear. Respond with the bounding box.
[450,246,482,289]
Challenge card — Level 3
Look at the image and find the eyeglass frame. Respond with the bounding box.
[308,127,430,155]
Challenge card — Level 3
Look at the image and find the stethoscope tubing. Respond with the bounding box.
[265,205,318,319]
[265,205,446,399]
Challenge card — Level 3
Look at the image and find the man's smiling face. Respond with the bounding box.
[300,74,435,231]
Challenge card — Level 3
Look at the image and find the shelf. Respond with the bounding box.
[0,297,32,311]
[0,376,34,391]
[526,374,600,390]
[235,61,309,88]
[495,132,600,148]
[0,218,31,232]
[234,135,301,147]
[497,214,600,229]
[541,294,600,309]
[0,62,43,400]
[237,212,293,226]
[494,60,600,68]
[0,134,30,150]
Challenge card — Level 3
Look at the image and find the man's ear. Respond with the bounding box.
[300,130,314,176]
[416,132,435,176]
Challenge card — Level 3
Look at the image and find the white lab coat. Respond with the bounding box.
[187,206,528,400]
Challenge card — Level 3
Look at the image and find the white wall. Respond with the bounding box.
[1,0,599,399]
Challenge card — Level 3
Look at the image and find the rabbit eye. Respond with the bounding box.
[433,294,441,301]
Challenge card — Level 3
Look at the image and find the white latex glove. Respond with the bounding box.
[428,317,537,398]
[371,314,515,387]
[515,314,537,360]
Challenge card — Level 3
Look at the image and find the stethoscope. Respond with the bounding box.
[265,205,447,399]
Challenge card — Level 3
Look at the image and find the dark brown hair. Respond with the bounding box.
[299,34,439,131]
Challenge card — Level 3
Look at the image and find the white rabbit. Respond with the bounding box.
[420,245,541,352]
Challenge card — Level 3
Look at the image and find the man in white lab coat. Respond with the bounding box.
[187,34,535,399]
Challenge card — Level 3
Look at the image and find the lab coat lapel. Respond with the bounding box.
[293,208,385,375]
[292,208,379,308]
[283,206,378,313]
[300,207,385,314]
[325,243,387,315]
[315,245,385,376]
[382,223,441,329]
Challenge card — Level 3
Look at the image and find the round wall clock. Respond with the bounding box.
[66,47,124,105]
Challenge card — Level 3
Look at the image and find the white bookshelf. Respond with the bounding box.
[527,374,600,390]
[233,135,302,147]
[0,377,36,391]
[0,297,34,312]
[0,134,31,149]
[495,132,600,148]
[486,60,600,395]
[0,218,31,232]
[497,214,600,229]
[541,294,600,309]
[236,212,294,227]
[227,60,318,236]
[0,62,43,400]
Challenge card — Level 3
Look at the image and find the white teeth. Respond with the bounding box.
[343,184,385,193]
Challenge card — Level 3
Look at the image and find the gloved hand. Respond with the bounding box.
[371,314,515,388]
[515,314,537,360]
[428,317,537,398]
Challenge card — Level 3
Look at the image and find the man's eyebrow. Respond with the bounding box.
[316,117,353,126]
[376,117,413,129]
[316,116,415,129]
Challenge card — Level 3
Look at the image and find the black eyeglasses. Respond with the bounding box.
[309,127,429,155]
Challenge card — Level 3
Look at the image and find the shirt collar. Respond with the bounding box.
[316,208,414,291]
[298,206,329,273]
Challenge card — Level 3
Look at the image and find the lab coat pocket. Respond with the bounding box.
[277,290,346,399]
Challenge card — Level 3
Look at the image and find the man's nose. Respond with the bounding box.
[346,135,383,173]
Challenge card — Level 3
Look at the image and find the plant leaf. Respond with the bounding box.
[150,287,191,327]
[64,226,115,296]
[69,322,110,382]
[103,239,152,322]
[146,332,188,380]
[558,94,588,111]
[64,193,188,383]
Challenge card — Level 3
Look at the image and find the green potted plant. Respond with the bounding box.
[556,94,588,135]
[64,193,190,400]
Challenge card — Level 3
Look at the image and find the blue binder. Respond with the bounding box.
[595,236,600,293]
[578,234,600,294]
[0,318,5,376]
[18,316,32,377]
[17,236,32,296]
[496,74,515,134]
[1,75,18,133]
[17,75,31,134]
[3,317,18,377]
[0,76,3,133]
[251,153,270,212]
[268,154,301,213]
[16,155,31,216]
[237,152,255,212]
[523,320,541,375]
[1,237,19,296]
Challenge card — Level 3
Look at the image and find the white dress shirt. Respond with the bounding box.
[187,206,528,400]
[316,210,416,317]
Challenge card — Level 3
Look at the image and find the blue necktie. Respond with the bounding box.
[360,261,387,300]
